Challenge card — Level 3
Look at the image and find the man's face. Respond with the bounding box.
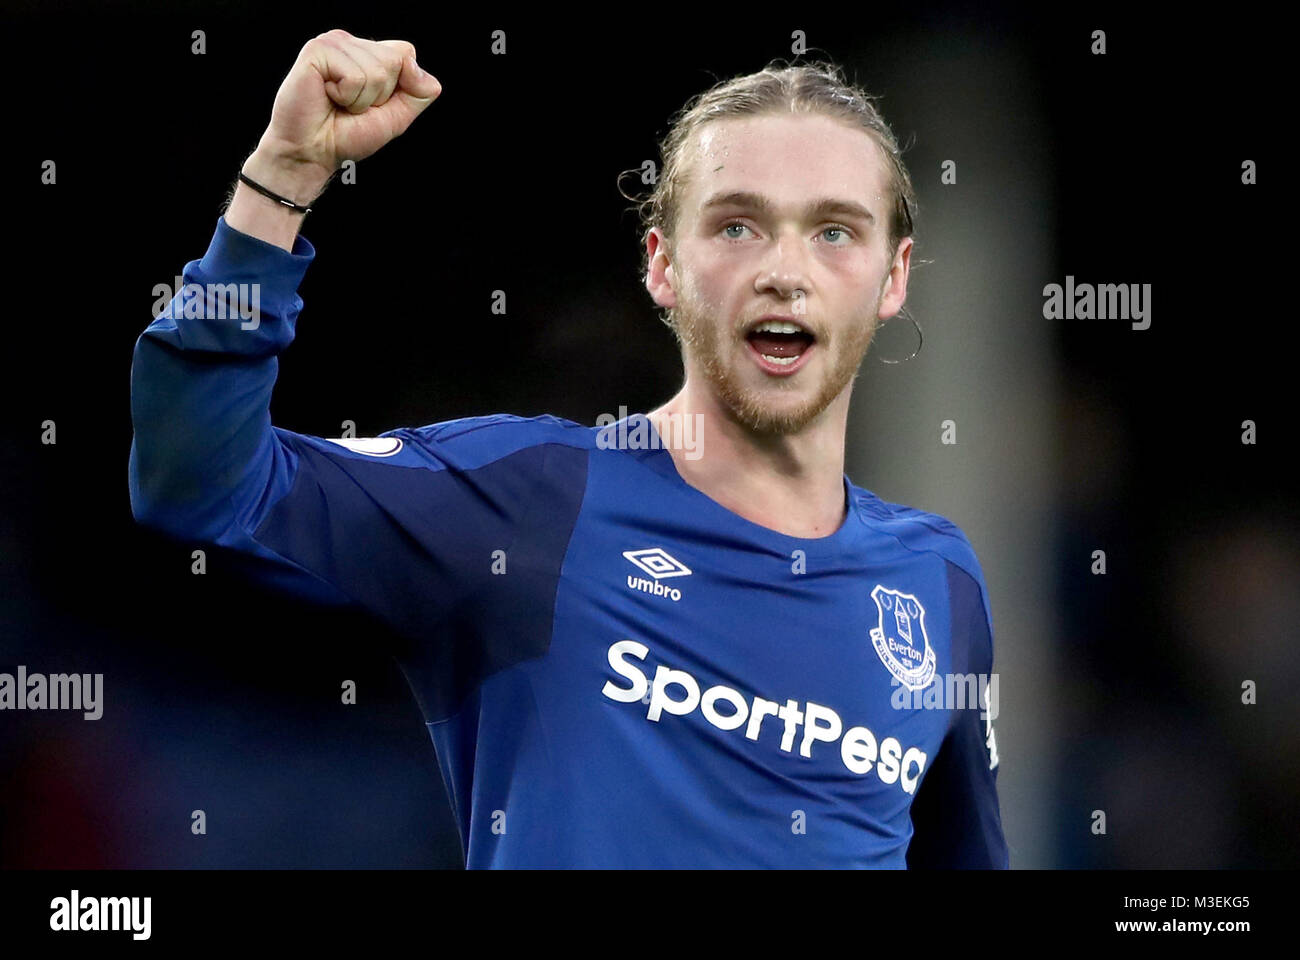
[646,113,912,435]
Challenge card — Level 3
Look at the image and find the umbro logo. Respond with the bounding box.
[623,547,691,602]
[622,548,692,579]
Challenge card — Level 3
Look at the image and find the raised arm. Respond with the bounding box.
[128,30,442,606]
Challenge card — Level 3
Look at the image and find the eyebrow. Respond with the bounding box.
[699,190,876,225]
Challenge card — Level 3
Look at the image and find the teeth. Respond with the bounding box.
[762,354,800,365]
[754,320,804,334]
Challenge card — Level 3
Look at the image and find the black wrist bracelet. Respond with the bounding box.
[237,171,320,215]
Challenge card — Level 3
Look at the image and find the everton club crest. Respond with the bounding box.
[869,584,936,691]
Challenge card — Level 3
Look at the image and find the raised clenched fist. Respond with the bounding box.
[258,28,442,183]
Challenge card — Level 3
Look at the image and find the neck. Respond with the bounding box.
[647,377,851,539]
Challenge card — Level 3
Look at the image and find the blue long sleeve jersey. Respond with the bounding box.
[128,217,1009,869]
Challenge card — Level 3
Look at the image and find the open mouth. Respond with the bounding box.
[744,318,816,374]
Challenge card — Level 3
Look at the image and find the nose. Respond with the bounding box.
[754,231,811,303]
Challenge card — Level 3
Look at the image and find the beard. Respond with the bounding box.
[670,294,881,436]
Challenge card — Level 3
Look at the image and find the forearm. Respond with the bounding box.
[225,138,334,252]
[129,216,314,541]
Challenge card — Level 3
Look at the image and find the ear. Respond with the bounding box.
[645,227,679,309]
[877,236,913,320]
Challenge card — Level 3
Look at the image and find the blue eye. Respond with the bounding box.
[721,222,853,243]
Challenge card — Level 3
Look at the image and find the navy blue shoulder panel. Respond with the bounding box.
[906,558,1008,868]
[252,437,590,722]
